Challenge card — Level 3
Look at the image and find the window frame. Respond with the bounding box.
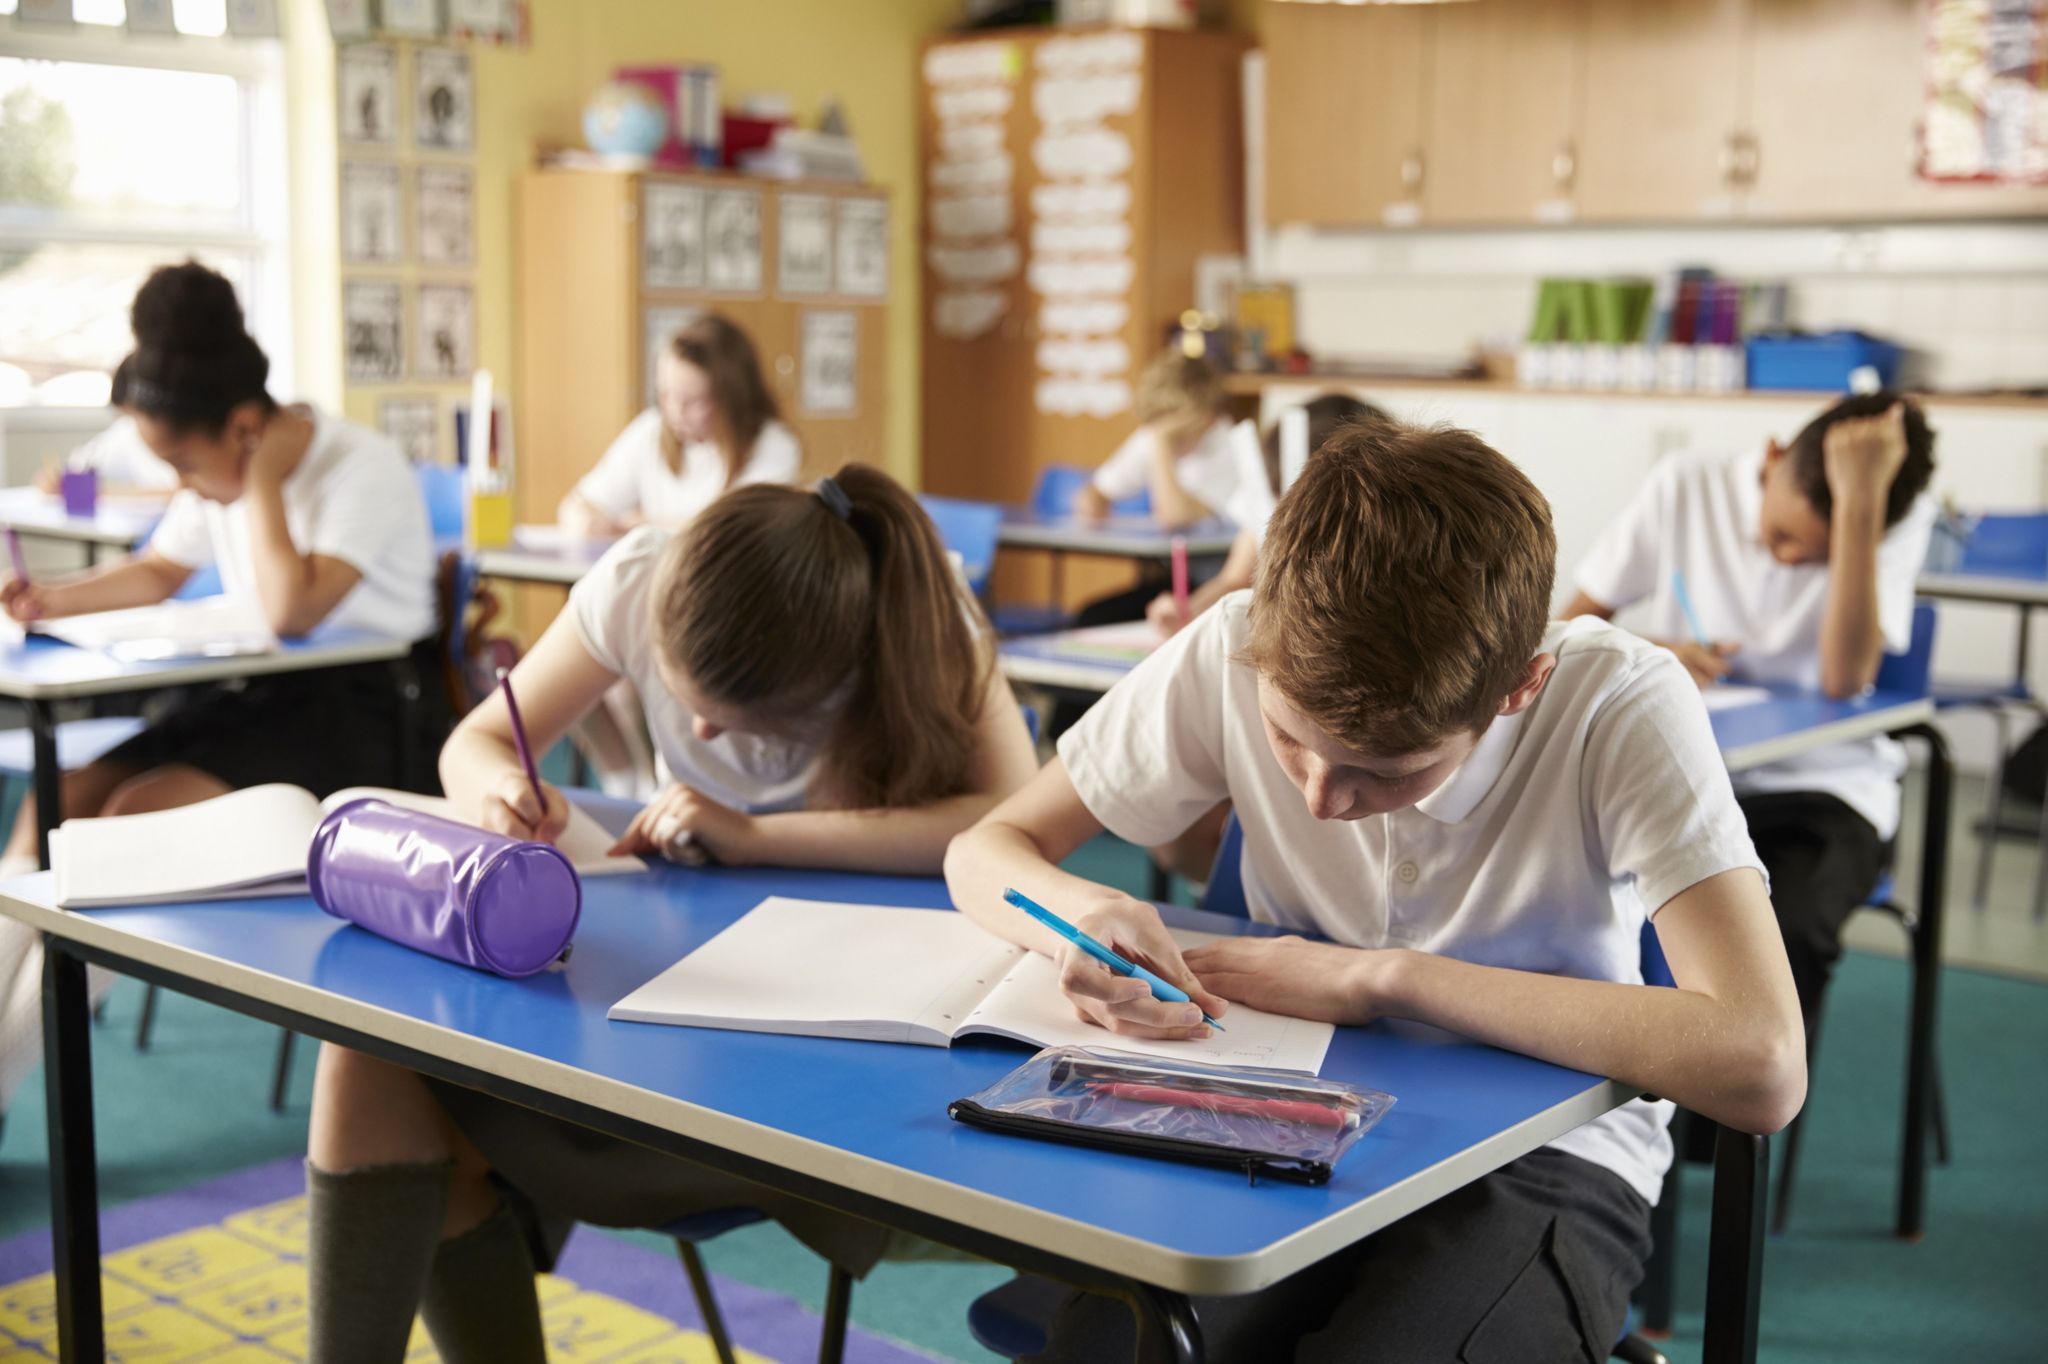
[0,19,294,413]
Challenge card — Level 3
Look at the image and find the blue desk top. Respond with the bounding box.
[1706,684,1932,773]
[2,855,1622,1293]
[0,626,415,701]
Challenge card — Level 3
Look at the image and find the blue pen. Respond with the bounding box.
[1003,887,1224,1030]
[1670,570,1711,648]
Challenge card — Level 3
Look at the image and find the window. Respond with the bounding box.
[0,10,289,409]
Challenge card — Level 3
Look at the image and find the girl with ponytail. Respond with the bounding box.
[302,463,1039,1363]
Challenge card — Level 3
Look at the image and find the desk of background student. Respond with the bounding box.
[0,801,1774,1364]
[472,525,619,588]
[0,630,417,866]
[0,488,161,567]
[996,511,1237,560]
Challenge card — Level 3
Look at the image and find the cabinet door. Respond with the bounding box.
[1745,0,2048,220]
[1425,0,1585,225]
[1576,0,1748,221]
[1263,2,1430,228]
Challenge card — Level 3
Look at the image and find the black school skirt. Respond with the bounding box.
[98,637,455,796]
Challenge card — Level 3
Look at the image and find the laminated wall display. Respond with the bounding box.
[1028,30,1140,418]
[704,187,765,294]
[341,162,404,265]
[379,396,442,464]
[416,283,476,381]
[642,182,707,291]
[345,281,405,383]
[415,47,476,154]
[779,192,836,296]
[1921,0,2048,183]
[801,310,860,416]
[835,198,890,298]
[925,39,1022,339]
[379,0,442,38]
[338,44,400,147]
[415,164,475,267]
[324,0,372,40]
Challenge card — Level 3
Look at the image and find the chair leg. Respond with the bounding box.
[2031,772,2048,922]
[1931,1055,1951,1167]
[818,1264,853,1364]
[269,1030,295,1113]
[1970,704,2012,913]
[1640,1110,1683,1336]
[134,983,159,1051]
[674,1240,740,1364]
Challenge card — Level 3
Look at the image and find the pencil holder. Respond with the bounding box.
[60,470,98,518]
[307,798,581,978]
[467,489,513,549]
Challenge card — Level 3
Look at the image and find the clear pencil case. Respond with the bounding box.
[948,1046,1395,1185]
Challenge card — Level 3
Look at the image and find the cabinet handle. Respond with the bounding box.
[1551,141,1576,190]
[1722,132,1760,187]
[1400,147,1425,194]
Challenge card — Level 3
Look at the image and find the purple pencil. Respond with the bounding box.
[496,666,545,814]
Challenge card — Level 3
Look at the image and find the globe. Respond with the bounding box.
[583,81,669,160]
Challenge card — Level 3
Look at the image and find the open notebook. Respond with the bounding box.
[51,784,645,909]
[609,897,1336,1074]
[11,598,279,662]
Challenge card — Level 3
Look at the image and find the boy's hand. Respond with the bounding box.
[246,409,314,490]
[1144,590,1190,637]
[1183,936,1379,1025]
[1821,402,1910,503]
[1658,639,1740,689]
[609,782,757,866]
[1058,893,1229,1040]
[480,772,572,844]
[2,578,55,623]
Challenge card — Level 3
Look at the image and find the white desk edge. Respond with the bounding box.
[1916,572,2048,607]
[1717,696,1934,774]
[0,636,414,702]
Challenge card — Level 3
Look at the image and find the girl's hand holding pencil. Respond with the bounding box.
[480,769,572,843]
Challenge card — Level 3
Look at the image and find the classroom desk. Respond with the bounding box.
[999,621,1161,694]
[997,510,1237,559]
[0,629,415,867]
[472,525,619,587]
[1,846,1773,1364]
[0,488,161,566]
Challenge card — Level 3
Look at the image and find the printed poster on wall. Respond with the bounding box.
[379,396,441,464]
[643,305,705,406]
[324,0,373,40]
[704,187,763,294]
[414,47,475,154]
[642,183,706,291]
[338,44,399,148]
[800,310,858,416]
[415,283,475,381]
[345,281,404,383]
[415,164,474,266]
[340,162,404,265]
[380,0,442,37]
[777,193,834,296]
[835,198,888,298]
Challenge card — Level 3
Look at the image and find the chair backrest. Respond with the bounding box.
[1958,511,2048,575]
[1640,922,1675,988]
[1030,464,1150,519]
[416,461,467,541]
[1873,600,1937,697]
[171,563,223,600]
[918,494,1003,595]
[1202,812,1251,920]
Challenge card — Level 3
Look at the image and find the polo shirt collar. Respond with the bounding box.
[1412,705,1526,825]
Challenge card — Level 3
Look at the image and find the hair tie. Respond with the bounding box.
[815,477,853,521]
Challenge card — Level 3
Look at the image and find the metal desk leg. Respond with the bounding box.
[27,697,62,870]
[1127,1283,1203,1364]
[43,940,104,1362]
[1701,1127,1765,1364]
[1896,722,1952,1240]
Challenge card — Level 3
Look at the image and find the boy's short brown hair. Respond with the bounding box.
[1246,421,1556,755]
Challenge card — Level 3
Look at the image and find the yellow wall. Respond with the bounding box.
[424,0,957,487]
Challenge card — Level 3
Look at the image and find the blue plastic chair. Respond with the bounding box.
[1029,464,1151,520]
[919,494,1003,597]
[416,461,468,542]
[965,815,1669,1364]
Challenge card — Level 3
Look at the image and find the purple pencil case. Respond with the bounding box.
[307,798,581,978]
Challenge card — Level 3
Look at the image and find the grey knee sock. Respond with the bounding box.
[305,1160,452,1364]
[419,1197,548,1364]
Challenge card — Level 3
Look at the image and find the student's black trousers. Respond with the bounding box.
[1737,790,1889,1035]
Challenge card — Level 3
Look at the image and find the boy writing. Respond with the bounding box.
[946,421,1805,1358]
[1564,393,1937,1034]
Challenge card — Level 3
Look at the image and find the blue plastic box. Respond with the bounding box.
[1745,330,1903,392]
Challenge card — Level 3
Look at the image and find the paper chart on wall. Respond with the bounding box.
[344,281,404,383]
[337,44,398,148]
[800,311,859,416]
[778,192,834,296]
[414,164,474,267]
[379,396,440,465]
[340,162,403,265]
[642,182,705,291]
[835,198,889,299]
[704,188,763,294]
[927,38,1021,341]
[414,283,474,381]
[414,46,474,153]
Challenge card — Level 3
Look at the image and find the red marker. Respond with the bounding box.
[1169,535,1189,620]
[1088,1081,1349,1129]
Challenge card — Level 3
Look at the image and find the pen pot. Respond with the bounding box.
[307,798,581,978]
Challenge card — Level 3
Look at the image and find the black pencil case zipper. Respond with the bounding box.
[948,1099,1334,1185]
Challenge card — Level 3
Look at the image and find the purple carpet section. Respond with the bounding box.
[0,1157,947,1364]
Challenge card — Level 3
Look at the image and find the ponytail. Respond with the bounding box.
[655,463,990,809]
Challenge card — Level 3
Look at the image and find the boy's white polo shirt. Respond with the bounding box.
[1059,598,1766,1204]
[1574,448,1936,839]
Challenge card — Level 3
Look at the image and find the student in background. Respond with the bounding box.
[558,312,800,538]
[33,357,181,501]
[946,422,1804,1359]
[0,262,446,1129]
[1145,392,1387,639]
[1073,347,1248,532]
[1564,393,1937,1040]
[303,465,1039,1364]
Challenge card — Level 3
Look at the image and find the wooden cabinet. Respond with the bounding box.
[514,168,889,530]
[1264,3,1429,228]
[1262,0,2048,228]
[1423,0,1586,225]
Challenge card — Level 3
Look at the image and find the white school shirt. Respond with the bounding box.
[572,411,802,527]
[570,526,818,813]
[149,408,436,641]
[1059,599,1767,1205]
[1091,418,1270,529]
[1574,449,1937,839]
[65,415,179,491]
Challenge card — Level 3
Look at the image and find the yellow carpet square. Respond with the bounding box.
[541,1290,677,1361]
[222,1198,309,1260]
[180,1263,308,1339]
[599,1332,776,1364]
[0,1273,153,1344]
[97,1302,236,1361]
[105,1229,276,1298]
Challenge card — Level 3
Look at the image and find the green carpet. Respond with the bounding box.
[3,833,2045,1361]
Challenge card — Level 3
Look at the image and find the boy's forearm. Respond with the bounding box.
[943,821,1099,957]
[1820,489,1886,698]
[39,556,181,615]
